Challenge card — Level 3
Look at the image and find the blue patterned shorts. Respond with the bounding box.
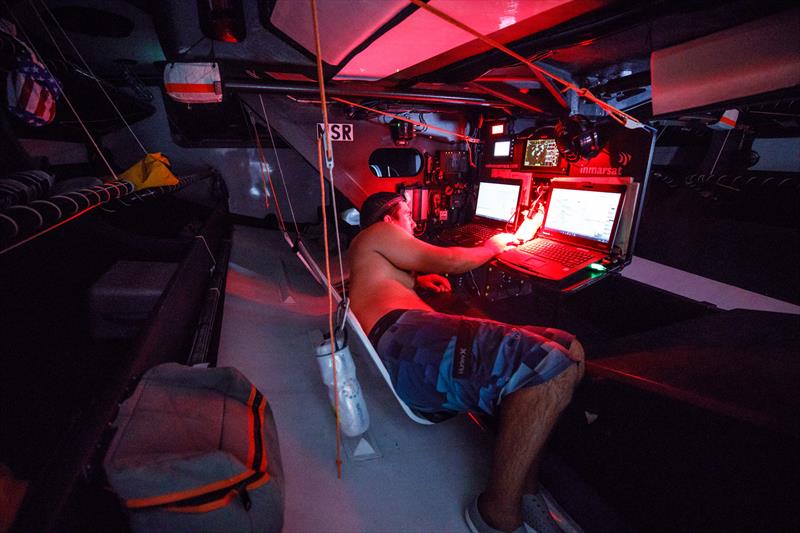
[370,309,576,416]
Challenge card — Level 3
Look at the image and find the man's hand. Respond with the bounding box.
[415,273,452,293]
[485,232,518,255]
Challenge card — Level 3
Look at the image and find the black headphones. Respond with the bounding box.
[555,115,605,162]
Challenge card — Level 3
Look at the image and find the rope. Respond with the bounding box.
[709,128,733,177]
[259,95,301,237]
[34,0,148,155]
[248,111,293,235]
[310,0,342,479]
[327,163,347,304]
[6,2,118,179]
[332,96,481,143]
[406,0,642,127]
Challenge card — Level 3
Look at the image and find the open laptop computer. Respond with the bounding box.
[440,178,521,245]
[498,180,626,280]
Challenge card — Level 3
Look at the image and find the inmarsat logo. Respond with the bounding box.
[618,152,632,166]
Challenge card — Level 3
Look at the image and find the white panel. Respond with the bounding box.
[337,0,573,80]
[270,0,408,65]
[651,9,800,115]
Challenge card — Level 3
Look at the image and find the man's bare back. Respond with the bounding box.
[348,200,514,333]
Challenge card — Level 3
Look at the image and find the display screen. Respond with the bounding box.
[544,187,622,244]
[523,138,559,167]
[475,180,520,223]
[493,140,511,158]
[491,123,505,135]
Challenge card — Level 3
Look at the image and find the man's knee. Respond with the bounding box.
[568,338,585,362]
[568,339,586,382]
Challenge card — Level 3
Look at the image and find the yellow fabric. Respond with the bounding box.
[120,152,179,190]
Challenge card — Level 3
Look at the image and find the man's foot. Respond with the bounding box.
[465,495,527,533]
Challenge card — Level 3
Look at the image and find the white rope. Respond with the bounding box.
[258,94,301,237]
[34,0,148,155]
[5,2,118,179]
[326,162,347,303]
[710,128,733,177]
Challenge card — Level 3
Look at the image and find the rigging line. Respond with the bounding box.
[310,1,332,164]
[259,94,301,237]
[332,96,481,142]
[35,0,148,154]
[327,164,347,304]
[5,1,117,179]
[246,112,273,214]
[709,128,733,177]
[254,123,288,234]
[406,0,640,126]
[310,0,342,479]
[308,2,348,306]
[318,135,342,480]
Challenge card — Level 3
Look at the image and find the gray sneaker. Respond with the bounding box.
[522,488,583,533]
[521,492,562,533]
[465,495,527,533]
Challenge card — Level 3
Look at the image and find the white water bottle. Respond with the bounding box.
[315,336,370,437]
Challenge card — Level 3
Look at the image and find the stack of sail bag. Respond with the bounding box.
[103,363,284,532]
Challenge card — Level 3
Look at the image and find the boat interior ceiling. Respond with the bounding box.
[1,0,798,531]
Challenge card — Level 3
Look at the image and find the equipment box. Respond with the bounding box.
[89,261,178,340]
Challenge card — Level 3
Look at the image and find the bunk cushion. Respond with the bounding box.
[103,363,283,532]
[89,261,179,340]
[0,170,53,209]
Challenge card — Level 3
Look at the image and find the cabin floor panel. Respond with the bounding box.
[219,226,496,532]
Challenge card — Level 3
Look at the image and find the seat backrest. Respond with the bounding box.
[344,309,434,425]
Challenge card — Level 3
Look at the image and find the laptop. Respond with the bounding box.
[440,178,521,245]
[498,180,626,280]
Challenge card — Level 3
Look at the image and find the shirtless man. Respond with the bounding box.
[349,192,585,533]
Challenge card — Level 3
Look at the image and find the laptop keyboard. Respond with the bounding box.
[456,224,498,241]
[438,224,498,245]
[518,239,595,268]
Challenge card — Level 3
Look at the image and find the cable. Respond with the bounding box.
[259,95,301,237]
[35,0,148,154]
[5,1,118,179]
[310,0,342,480]
[407,0,642,127]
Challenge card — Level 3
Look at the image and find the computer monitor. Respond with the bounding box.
[521,138,560,169]
[485,137,515,166]
[474,178,522,224]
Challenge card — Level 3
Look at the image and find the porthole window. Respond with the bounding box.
[368,148,423,178]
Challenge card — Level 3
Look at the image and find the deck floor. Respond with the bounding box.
[218,226,493,532]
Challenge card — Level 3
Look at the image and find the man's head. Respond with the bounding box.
[360,192,415,234]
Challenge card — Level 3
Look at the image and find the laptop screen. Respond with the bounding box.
[475,180,521,223]
[543,186,623,245]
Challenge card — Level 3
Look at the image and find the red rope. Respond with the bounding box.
[310,0,343,479]
[406,0,640,126]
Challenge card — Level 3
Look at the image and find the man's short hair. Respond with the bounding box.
[360,192,405,228]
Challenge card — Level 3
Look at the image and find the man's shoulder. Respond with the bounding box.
[354,222,402,246]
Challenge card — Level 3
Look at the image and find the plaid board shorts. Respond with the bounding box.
[370,309,576,416]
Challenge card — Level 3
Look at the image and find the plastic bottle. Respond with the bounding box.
[315,336,370,437]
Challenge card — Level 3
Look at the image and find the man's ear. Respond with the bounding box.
[383,214,393,224]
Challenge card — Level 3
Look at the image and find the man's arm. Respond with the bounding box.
[367,222,513,274]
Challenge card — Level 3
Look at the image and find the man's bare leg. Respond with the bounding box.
[524,340,585,495]
[479,341,585,531]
